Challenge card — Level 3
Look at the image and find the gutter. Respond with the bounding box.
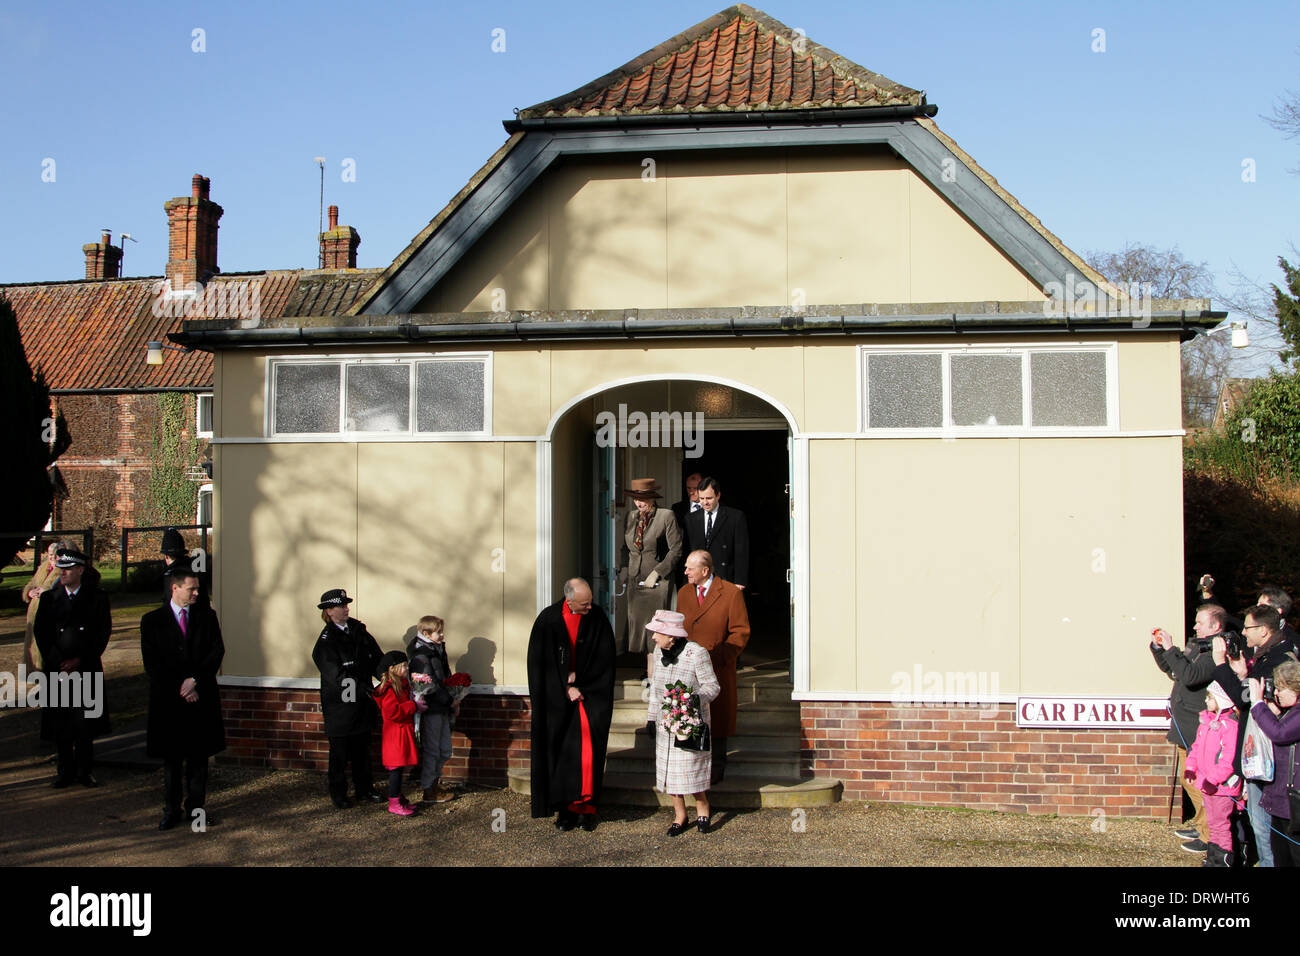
[173,311,1228,351]
[503,103,939,133]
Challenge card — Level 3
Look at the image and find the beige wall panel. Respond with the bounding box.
[907,174,1043,302]
[852,439,1020,693]
[502,442,539,687]
[547,342,804,432]
[808,441,857,689]
[218,351,266,438]
[665,155,788,308]
[802,344,859,433]
[218,443,358,678]
[1118,336,1182,431]
[548,158,668,310]
[427,180,550,313]
[787,151,910,304]
[1019,438,1184,696]
[355,443,504,684]
[494,349,550,436]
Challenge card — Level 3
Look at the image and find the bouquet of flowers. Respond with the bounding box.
[409,671,437,702]
[661,680,709,750]
[444,672,473,704]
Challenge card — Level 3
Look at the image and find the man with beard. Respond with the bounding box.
[526,578,615,831]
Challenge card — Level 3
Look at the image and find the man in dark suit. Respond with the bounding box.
[140,570,226,830]
[33,548,112,788]
[527,577,616,831]
[671,472,703,587]
[685,476,749,589]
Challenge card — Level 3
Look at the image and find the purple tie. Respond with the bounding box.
[179,608,188,637]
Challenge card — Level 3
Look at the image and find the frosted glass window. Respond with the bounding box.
[951,354,1022,426]
[417,361,485,432]
[275,364,340,433]
[346,364,410,432]
[1031,352,1107,426]
[867,353,942,428]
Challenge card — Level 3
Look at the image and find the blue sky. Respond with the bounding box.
[2,0,1297,367]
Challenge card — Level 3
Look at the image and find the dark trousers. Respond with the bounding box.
[387,768,405,799]
[1271,818,1300,867]
[56,736,93,781]
[163,756,209,815]
[327,733,373,799]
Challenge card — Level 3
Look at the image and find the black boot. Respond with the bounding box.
[1202,844,1229,867]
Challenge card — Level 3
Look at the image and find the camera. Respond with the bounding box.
[1222,631,1247,660]
[1262,677,1277,705]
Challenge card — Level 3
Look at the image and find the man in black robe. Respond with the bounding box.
[527,577,616,831]
[33,548,112,787]
[140,570,226,830]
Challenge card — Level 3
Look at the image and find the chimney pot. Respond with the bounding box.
[101,229,112,245]
[328,205,339,229]
[167,174,223,286]
[320,206,361,269]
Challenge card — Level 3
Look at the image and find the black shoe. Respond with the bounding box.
[78,774,98,788]
[1181,839,1209,853]
[667,820,688,837]
[158,813,182,831]
[331,796,354,809]
[51,776,74,789]
[578,814,598,832]
[356,790,385,804]
[555,811,577,831]
[696,815,711,834]
[1174,827,1199,840]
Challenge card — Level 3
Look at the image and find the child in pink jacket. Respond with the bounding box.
[1184,681,1242,866]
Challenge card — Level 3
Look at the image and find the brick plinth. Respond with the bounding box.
[216,686,531,787]
[801,701,1175,817]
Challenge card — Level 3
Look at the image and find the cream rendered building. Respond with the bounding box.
[181,6,1220,813]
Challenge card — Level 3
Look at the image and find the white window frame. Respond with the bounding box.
[196,393,214,439]
[266,352,492,439]
[197,483,213,527]
[857,342,1118,437]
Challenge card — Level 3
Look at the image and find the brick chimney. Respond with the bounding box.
[319,205,361,269]
[164,174,223,287]
[82,229,122,280]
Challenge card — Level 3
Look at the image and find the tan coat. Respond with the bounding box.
[21,559,59,671]
[619,506,682,654]
[677,577,750,738]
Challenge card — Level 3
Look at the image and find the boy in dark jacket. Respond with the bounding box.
[407,616,458,805]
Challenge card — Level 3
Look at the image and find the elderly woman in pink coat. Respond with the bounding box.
[646,609,720,836]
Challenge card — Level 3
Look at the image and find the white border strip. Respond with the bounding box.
[210,435,542,444]
[801,429,1186,440]
[793,690,1017,703]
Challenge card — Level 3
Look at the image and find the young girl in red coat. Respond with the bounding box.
[374,651,425,817]
[1184,681,1243,866]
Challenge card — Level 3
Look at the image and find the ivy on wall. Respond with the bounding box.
[143,392,201,525]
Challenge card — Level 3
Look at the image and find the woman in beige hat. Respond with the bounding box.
[646,609,719,835]
[618,478,683,679]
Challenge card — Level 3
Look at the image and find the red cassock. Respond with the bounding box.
[376,684,419,768]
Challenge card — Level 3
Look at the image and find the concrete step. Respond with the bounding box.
[610,703,802,730]
[604,746,804,778]
[607,727,802,750]
[507,769,841,809]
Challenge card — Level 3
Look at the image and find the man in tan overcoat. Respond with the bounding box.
[678,549,750,784]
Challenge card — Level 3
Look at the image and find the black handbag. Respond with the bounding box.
[673,723,711,753]
[1287,744,1300,838]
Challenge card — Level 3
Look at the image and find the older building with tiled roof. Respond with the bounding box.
[180,6,1222,819]
[3,176,378,551]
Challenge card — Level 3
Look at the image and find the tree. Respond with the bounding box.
[1084,243,1227,427]
[1270,256,1300,368]
[0,295,71,567]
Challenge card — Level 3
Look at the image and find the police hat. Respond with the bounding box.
[317,588,353,609]
[53,548,89,569]
[160,528,187,558]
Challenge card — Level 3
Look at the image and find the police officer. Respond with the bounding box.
[311,588,384,808]
[34,548,112,787]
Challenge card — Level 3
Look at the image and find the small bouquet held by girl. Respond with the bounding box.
[662,679,710,751]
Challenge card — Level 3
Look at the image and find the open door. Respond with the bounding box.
[593,437,617,627]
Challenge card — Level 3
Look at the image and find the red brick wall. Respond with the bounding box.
[801,702,1173,817]
[217,686,531,787]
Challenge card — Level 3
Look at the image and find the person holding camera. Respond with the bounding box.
[312,588,385,809]
[1151,604,1229,853]
[1211,602,1299,866]
[1246,660,1300,867]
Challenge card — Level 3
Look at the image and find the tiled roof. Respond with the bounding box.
[3,269,381,390]
[517,4,923,119]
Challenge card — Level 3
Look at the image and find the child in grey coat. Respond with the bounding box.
[407,616,458,804]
